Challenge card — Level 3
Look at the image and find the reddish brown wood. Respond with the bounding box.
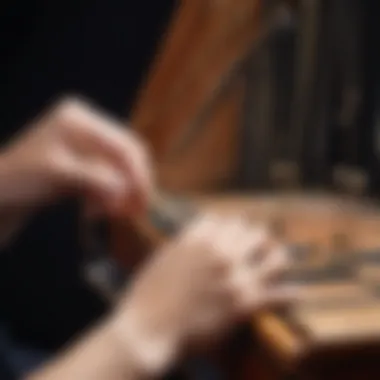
[131,0,262,191]
[109,192,380,378]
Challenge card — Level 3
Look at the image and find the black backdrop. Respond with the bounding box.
[0,0,175,350]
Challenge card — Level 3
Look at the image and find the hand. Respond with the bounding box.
[0,97,152,217]
[109,213,294,376]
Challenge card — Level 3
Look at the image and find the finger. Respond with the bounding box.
[257,246,289,282]
[232,247,292,313]
[239,285,298,314]
[59,100,133,164]
[64,157,131,214]
[82,123,151,209]
[235,225,269,265]
[57,100,153,209]
[178,214,234,277]
[227,264,253,311]
[211,216,247,260]
[194,216,255,278]
[181,213,220,244]
[255,285,299,309]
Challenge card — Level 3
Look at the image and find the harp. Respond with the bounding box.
[83,2,269,377]
[132,0,265,191]
[107,0,277,273]
[83,0,380,378]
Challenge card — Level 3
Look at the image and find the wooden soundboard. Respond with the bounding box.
[84,192,380,377]
[195,194,380,372]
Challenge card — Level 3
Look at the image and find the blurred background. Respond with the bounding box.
[136,0,379,196]
[1,0,380,378]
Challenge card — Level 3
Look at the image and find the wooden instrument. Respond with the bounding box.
[130,0,296,192]
[85,192,380,378]
[208,194,380,378]
[83,0,380,378]
[108,0,275,273]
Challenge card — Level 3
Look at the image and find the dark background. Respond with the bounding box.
[0,0,175,351]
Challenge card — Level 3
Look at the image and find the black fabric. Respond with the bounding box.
[0,0,175,351]
[0,359,15,380]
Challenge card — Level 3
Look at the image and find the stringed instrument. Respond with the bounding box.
[108,0,278,271]
[83,0,380,378]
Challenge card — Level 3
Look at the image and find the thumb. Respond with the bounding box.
[66,159,131,215]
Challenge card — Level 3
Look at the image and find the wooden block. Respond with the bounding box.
[254,312,305,364]
[292,305,380,346]
[293,282,370,304]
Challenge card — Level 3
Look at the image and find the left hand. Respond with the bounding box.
[109,214,294,376]
[0,97,153,217]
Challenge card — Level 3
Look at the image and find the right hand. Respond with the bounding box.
[0,97,152,217]
[110,213,295,376]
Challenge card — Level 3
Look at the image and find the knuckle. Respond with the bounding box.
[278,248,290,266]
[228,271,251,301]
[270,245,289,264]
[251,229,271,251]
[188,212,217,233]
[231,287,250,313]
[251,224,269,243]
[211,241,232,265]
[53,95,96,130]
[53,97,83,128]
[128,133,152,163]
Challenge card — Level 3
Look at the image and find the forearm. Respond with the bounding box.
[26,320,147,380]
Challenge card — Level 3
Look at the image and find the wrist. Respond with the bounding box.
[107,310,182,377]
